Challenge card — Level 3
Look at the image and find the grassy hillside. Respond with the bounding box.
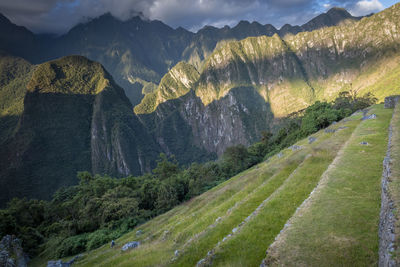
[264,105,392,266]
[49,104,393,266]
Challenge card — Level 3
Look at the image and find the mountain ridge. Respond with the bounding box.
[0,55,160,204]
[0,6,364,107]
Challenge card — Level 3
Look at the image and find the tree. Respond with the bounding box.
[153,153,179,180]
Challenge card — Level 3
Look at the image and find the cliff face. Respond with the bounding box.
[0,7,361,108]
[0,56,158,204]
[0,53,33,144]
[198,4,400,115]
[137,3,400,158]
[139,87,273,158]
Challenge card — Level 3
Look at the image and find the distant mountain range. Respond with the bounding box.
[0,4,399,204]
[0,7,362,106]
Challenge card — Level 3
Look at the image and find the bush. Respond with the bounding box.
[86,229,110,250]
[56,234,88,258]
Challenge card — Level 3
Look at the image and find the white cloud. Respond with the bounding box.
[323,3,331,9]
[350,0,384,16]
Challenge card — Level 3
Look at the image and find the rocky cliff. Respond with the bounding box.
[0,56,158,204]
[136,3,400,158]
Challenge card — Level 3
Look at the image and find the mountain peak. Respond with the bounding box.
[27,55,109,95]
[326,7,353,17]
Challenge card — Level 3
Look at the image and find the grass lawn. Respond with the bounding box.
[265,104,392,266]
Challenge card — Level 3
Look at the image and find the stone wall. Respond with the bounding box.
[384,95,400,109]
[379,100,399,266]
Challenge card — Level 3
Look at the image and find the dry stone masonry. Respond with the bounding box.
[379,96,400,267]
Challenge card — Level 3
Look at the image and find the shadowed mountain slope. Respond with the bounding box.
[0,56,159,204]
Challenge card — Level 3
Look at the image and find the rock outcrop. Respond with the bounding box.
[0,56,159,203]
[0,235,28,267]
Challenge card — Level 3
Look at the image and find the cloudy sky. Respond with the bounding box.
[0,0,398,34]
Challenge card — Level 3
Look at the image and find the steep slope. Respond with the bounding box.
[0,14,37,60]
[0,56,159,204]
[134,4,400,159]
[182,7,361,69]
[0,52,33,144]
[263,105,393,266]
[0,7,361,107]
[36,14,194,106]
[134,61,199,114]
[196,3,400,115]
[66,104,393,267]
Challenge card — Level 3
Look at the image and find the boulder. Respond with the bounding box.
[0,235,28,267]
[308,137,317,144]
[47,255,81,267]
[362,114,377,120]
[121,241,140,252]
[136,230,143,236]
[289,145,302,151]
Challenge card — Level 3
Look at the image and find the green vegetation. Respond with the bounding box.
[0,55,159,206]
[134,61,199,114]
[27,55,109,95]
[0,53,33,143]
[67,102,385,267]
[0,92,377,265]
[150,3,400,118]
[265,104,392,266]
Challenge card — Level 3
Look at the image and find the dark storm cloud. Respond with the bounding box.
[0,0,388,34]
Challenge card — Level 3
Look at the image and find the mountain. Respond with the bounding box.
[0,52,34,144]
[134,3,400,158]
[64,103,396,266]
[0,14,37,60]
[0,56,159,204]
[34,14,194,106]
[0,5,397,203]
[0,7,360,107]
[182,7,361,69]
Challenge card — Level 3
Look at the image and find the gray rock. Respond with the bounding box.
[197,258,205,266]
[232,227,239,234]
[47,255,82,267]
[121,241,140,252]
[332,121,337,125]
[0,235,28,267]
[384,95,400,109]
[174,250,179,257]
[162,230,170,240]
[337,126,348,131]
[215,217,222,223]
[277,152,283,158]
[136,230,143,236]
[289,145,302,151]
[324,129,336,133]
[362,114,377,120]
[308,137,317,144]
[47,260,63,267]
[360,141,369,145]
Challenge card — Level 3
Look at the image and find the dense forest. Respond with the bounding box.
[0,91,377,259]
